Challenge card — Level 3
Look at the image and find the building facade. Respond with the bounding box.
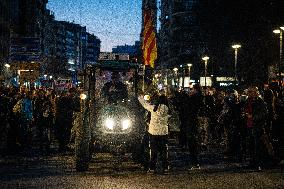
[51,21,101,77]
[52,21,86,76]
[1,0,101,84]
[159,0,202,79]
[198,0,284,85]
[0,0,11,74]
[112,41,140,62]
[85,33,101,65]
[9,0,48,38]
[41,9,56,75]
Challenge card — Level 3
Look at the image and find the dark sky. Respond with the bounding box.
[47,0,142,52]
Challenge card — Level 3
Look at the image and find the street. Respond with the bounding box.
[1,149,284,189]
[1,0,284,189]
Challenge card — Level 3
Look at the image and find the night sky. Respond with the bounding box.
[47,0,142,52]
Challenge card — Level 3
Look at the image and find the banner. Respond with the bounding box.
[142,9,157,68]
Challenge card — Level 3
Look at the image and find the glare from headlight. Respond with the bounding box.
[122,119,131,130]
[105,118,115,130]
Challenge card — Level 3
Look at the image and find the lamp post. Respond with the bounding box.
[187,63,192,87]
[273,27,284,85]
[173,67,178,88]
[187,63,192,79]
[180,65,185,88]
[202,56,209,87]
[232,44,241,84]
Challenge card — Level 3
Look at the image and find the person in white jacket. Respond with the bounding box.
[138,92,170,173]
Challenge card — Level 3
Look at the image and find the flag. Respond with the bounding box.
[142,9,157,68]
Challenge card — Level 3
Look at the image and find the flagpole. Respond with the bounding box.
[142,65,146,93]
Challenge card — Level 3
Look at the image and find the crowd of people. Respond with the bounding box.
[139,83,284,173]
[0,82,284,174]
[0,86,80,155]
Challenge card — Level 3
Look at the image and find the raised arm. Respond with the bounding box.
[138,96,154,112]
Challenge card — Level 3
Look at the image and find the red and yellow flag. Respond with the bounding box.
[142,9,157,68]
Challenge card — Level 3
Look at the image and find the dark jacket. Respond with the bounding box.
[244,96,268,134]
[56,96,74,121]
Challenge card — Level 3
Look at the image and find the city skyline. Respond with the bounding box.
[47,0,142,52]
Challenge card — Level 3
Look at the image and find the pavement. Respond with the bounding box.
[1,129,284,189]
[0,148,284,189]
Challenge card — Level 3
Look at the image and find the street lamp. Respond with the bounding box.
[187,64,192,85]
[232,44,241,84]
[202,56,209,87]
[187,63,192,79]
[173,67,178,87]
[273,27,284,85]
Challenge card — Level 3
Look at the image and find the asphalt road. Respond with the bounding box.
[1,151,284,189]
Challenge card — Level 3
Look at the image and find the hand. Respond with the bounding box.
[144,95,150,101]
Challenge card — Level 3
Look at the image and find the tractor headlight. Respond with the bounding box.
[122,119,131,130]
[105,118,115,130]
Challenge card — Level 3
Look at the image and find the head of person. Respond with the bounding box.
[153,93,168,112]
[263,83,269,90]
[247,86,259,99]
[69,88,77,97]
[111,72,120,83]
[225,88,239,103]
[158,89,166,96]
[26,91,33,100]
[193,83,202,93]
[37,89,45,98]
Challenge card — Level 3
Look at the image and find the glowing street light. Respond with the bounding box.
[173,68,179,87]
[273,29,281,34]
[232,44,241,83]
[4,64,10,68]
[232,44,241,49]
[202,56,209,87]
[187,63,193,80]
[273,27,284,85]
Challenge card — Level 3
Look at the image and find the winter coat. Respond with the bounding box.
[56,96,74,121]
[189,91,204,118]
[186,91,204,134]
[138,96,170,136]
